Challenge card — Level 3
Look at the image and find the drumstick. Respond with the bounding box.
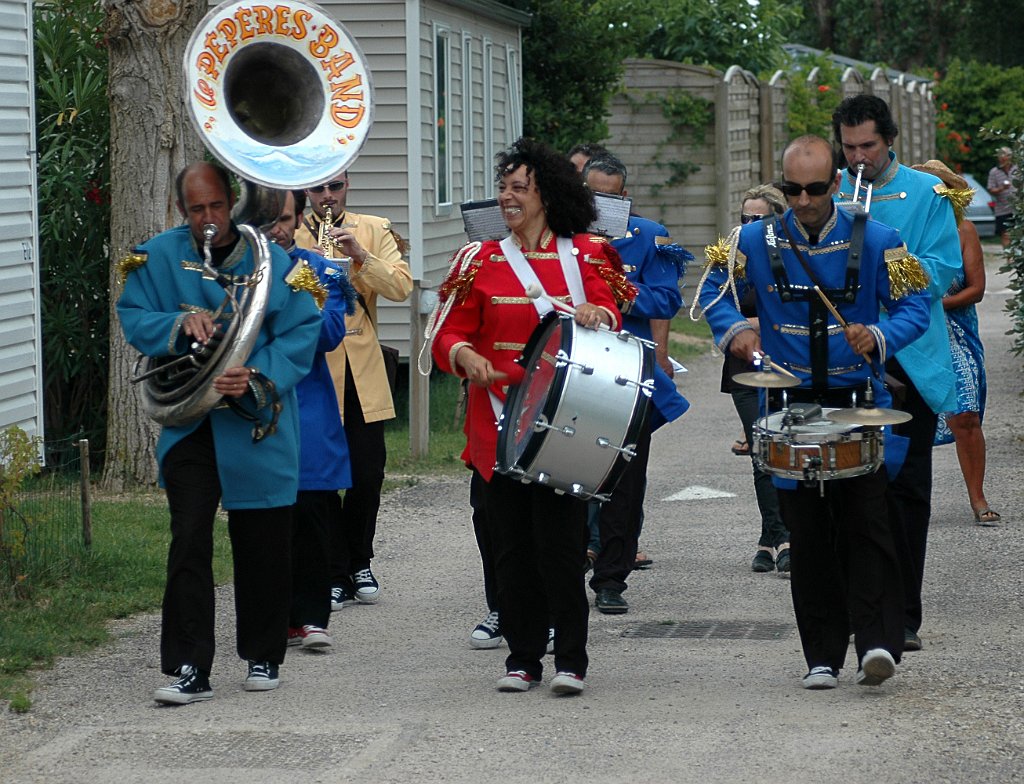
[812,285,877,371]
[524,283,577,315]
[753,353,799,379]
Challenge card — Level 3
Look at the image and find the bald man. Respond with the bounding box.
[697,136,931,691]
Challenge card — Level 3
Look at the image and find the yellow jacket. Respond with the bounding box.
[295,210,413,423]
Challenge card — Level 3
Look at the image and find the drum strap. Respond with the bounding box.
[499,236,586,318]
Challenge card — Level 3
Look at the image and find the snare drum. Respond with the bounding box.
[752,408,884,482]
[495,312,654,501]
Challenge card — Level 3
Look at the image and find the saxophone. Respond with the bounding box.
[318,205,338,258]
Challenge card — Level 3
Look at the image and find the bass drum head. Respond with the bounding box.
[495,312,569,476]
[593,339,654,497]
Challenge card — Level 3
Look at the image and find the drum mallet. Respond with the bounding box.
[524,283,577,315]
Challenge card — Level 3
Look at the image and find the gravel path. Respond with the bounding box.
[2,250,1021,783]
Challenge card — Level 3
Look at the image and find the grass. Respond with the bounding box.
[668,311,714,360]
[0,495,233,711]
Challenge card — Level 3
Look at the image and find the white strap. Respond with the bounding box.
[499,235,588,317]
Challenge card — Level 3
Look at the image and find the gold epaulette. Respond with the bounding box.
[438,242,483,304]
[116,250,147,283]
[885,247,930,298]
[654,235,674,245]
[702,237,745,278]
[597,264,638,303]
[285,259,328,308]
[933,184,974,226]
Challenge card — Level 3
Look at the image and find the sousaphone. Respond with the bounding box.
[133,0,373,432]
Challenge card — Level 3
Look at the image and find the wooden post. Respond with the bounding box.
[78,439,92,549]
[408,283,431,458]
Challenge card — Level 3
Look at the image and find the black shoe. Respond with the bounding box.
[244,661,280,691]
[751,549,775,572]
[595,588,629,614]
[153,665,212,705]
[903,628,923,652]
[775,547,791,573]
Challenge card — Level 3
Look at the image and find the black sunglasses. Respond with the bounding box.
[308,181,347,194]
[777,180,832,197]
[740,213,770,225]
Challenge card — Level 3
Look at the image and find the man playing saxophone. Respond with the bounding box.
[297,173,413,610]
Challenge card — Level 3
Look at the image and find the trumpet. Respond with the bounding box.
[840,163,873,214]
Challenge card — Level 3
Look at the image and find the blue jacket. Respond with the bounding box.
[287,246,353,491]
[613,215,691,426]
[118,225,321,509]
[838,153,961,414]
[698,206,931,408]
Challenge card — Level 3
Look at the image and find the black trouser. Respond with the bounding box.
[331,364,386,586]
[731,386,788,548]
[589,419,652,594]
[470,470,499,613]
[291,490,337,629]
[484,472,590,680]
[161,419,292,675]
[780,469,904,672]
[884,359,937,634]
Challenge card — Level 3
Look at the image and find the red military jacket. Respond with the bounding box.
[432,229,630,481]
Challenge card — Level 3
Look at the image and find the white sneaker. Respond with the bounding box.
[497,670,538,692]
[802,665,838,690]
[856,648,896,686]
[351,568,380,604]
[470,611,503,649]
[550,671,585,695]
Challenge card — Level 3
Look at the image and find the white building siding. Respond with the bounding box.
[0,0,41,437]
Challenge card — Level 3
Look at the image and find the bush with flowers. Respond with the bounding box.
[783,52,844,140]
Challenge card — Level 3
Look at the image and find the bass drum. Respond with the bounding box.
[495,312,654,501]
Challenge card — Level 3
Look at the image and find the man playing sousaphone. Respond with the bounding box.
[429,138,633,695]
[695,136,931,690]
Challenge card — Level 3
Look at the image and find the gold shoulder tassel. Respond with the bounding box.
[934,184,974,226]
[116,250,147,283]
[885,247,930,298]
[285,260,328,308]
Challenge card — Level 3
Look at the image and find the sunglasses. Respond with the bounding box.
[308,181,347,194]
[777,180,832,197]
[740,213,770,225]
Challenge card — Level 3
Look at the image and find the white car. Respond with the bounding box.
[962,173,996,238]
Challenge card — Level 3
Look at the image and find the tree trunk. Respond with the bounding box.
[101,0,205,491]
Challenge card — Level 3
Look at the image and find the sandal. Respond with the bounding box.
[973,507,1001,526]
[731,439,750,456]
[634,551,653,569]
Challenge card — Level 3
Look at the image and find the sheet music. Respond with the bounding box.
[589,192,632,238]
[460,199,508,242]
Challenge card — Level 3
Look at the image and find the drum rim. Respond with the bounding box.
[495,312,568,477]
[593,338,654,496]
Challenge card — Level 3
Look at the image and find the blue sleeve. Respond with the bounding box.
[245,244,322,396]
[316,274,347,353]
[697,259,751,352]
[624,224,683,321]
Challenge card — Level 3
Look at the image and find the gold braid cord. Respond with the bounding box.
[285,260,328,309]
[596,263,638,304]
[934,184,974,226]
[689,227,744,322]
[885,247,930,299]
[418,242,483,376]
[116,250,147,283]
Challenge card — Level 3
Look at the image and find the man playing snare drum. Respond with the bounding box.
[695,136,931,690]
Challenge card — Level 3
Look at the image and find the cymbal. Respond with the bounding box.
[732,371,802,389]
[826,406,913,426]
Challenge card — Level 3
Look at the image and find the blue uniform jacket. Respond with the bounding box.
[287,246,353,492]
[613,215,691,426]
[838,153,961,414]
[698,207,931,408]
[118,225,321,509]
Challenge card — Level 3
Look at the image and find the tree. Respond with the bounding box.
[793,0,1024,72]
[101,0,205,489]
[521,0,628,151]
[33,0,111,460]
[594,0,801,74]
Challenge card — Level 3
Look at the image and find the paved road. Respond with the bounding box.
[2,250,1021,783]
